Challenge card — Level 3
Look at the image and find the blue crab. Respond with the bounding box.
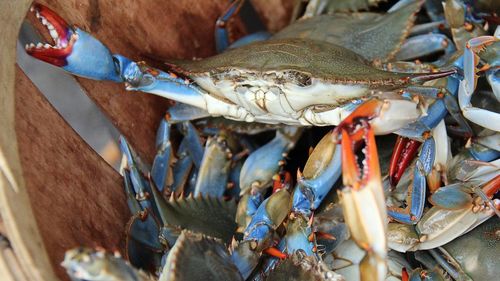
[26,3,456,131]
[24,1,500,281]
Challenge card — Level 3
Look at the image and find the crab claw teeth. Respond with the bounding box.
[27,4,74,67]
[341,129,361,189]
[336,100,382,190]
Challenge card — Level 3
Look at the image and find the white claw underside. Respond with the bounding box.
[415,202,496,250]
[432,120,450,169]
[340,181,387,280]
[453,158,500,184]
[459,80,500,132]
[369,99,421,134]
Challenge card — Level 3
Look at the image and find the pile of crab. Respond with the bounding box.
[26,0,499,280]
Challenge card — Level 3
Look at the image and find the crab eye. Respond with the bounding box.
[285,71,312,87]
[112,56,121,73]
[296,73,312,87]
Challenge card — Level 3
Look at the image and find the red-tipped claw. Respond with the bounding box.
[272,170,292,194]
[26,4,75,66]
[339,119,381,191]
[335,100,387,279]
[389,136,422,187]
[402,267,409,281]
[263,247,287,259]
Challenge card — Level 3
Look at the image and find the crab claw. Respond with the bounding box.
[26,4,124,82]
[336,107,387,280]
[232,188,291,279]
[459,35,500,131]
[389,136,422,187]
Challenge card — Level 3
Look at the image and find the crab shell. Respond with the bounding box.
[167,38,448,132]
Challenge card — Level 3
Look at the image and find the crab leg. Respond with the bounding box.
[468,142,500,162]
[165,102,210,123]
[193,132,233,197]
[151,119,173,192]
[215,0,271,53]
[388,138,434,224]
[119,137,156,212]
[26,4,256,121]
[231,189,291,279]
[239,126,302,195]
[285,131,342,255]
[235,193,264,232]
[119,139,169,271]
[459,36,500,132]
[215,0,245,53]
[395,34,456,64]
[170,138,194,196]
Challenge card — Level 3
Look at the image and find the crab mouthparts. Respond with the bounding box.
[25,4,76,67]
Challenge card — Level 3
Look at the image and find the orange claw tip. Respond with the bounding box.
[402,267,409,281]
[308,232,315,242]
[315,231,336,240]
[389,137,421,187]
[336,99,384,133]
[263,247,287,259]
[482,175,500,198]
[340,120,381,191]
[340,129,360,189]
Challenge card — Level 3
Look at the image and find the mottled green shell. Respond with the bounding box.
[273,1,421,62]
[442,218,500,280]
[312,0,385,13]
[161,231,243,281]
[175,38,411,86]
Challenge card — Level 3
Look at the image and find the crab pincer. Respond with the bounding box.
[26,4,125,82]
[334,99,388,281]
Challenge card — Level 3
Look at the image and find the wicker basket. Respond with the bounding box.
[0,1,291,280]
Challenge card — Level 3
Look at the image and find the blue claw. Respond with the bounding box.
[27,5,209,111]
[119,137,154,211]
[194,134,232,197]
[232,189,291,279]
[166,103,210,123]
[388,138,435,224]
[396,34,456,64]
[171,139,194,195]
[468,144,500,162]
[240,127,302,195]
[122,169,142,215]
[27,4,123,82]
[151,119,172,192]
[286,132,342,256]
[396,97,447,140]
[229,31,272,49]
[429,183,473,210]
[177,122,204,169]
[293,145,341,214]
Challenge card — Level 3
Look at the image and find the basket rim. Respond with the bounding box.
[0,1,58,280]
